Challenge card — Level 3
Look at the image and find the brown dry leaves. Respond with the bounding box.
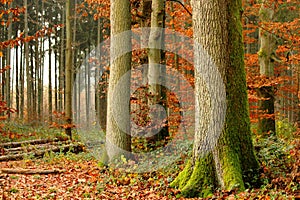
[0,158,178,200]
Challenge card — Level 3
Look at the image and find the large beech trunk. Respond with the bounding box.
[170,0,259,197]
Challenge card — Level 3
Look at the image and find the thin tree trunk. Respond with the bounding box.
[5,1,12,119]
[258,1,276,135]
[77,66,81,124]
[15,32,19,118]
[71,0,77,122]
[59,8,65,112]
[95,18,107,130]
[24,0,31,122]
[20,44,24,119]
[48,35,53,122]
[37,0,45,119]
[35,39,41,120]
[131,0,151,134]
[170,1,181,133]
[30,46,36,120]
[65,0,73,138]
[54,38,58,111]
[147,0,168,143]
[38,37,44,119]
[141,0,151,85]
[0,25,4,102]
[85,48,91,124]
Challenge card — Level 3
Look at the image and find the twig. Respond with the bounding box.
[167,0,192,16]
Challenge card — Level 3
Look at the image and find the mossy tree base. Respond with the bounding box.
[170,154,216,198]
[170,0,260,197]
[170,145,248,198]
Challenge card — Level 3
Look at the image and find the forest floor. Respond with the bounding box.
[0,122,299,199]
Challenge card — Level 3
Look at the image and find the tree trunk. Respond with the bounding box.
[59,8,65,112]
[141,0,151,85]
[5,1,12,119]
[72,0,77,122]
[105,0,132,162]
[65,0,73,138]
[37,0,45,120]
[38,37,44,120]
[30,46,36,120]
[20,44,24,120]
[95,18,107,132]
[147,0,168,143]
[77,61,81,124]
[85,48,91,124]
[169,1,181,134]
[54,38,58,112]
[48,35,53,122]
[258,1,276,135]
[130,0,151,136]
[15,31,19,118]
[171,0,259,197]
[24,0,31,122]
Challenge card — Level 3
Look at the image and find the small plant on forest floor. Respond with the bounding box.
[9,175,18,180]
[254,134,300,195]
[276,119,297,140]
[9,188,19,193]
[0,121,68,142]
[49,187,57,193]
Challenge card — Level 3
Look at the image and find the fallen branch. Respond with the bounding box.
[0,168,65,174]
[0,143,84,162]
[0,138,68,148]
[3,140,71,154]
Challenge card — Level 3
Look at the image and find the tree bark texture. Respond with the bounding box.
[24,0,32,121]
[65,0,73,138]
[171,0,259,197]
[258,1,276,134]
[105,0,132,162]
[147,0,168,142]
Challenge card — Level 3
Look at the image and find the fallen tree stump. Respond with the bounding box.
[0,168,65,174]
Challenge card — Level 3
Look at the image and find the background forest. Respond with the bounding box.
[0,0,299,199]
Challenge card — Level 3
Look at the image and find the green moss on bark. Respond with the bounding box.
[170,154,216,198]
[227,0,260,183]
[170,0,260,197]
[98,148,109,167]
[217,141,245,191]
[170,159,193,189]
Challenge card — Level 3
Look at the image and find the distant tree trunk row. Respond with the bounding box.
[0,0,110,128]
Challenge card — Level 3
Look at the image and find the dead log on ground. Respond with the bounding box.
[0,168,65,174]
[0,143,84,162]
[0,138,68,148]
[3,140,72,154]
